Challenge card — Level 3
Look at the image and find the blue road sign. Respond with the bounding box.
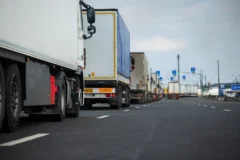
[220,84,225,89]
[182,75,186,80]
[172,70,177,76]
[231,84,240,90]
[170,77,174,81]
[156,70,160,76]
[191,67,195,73]
[159,77,163,81]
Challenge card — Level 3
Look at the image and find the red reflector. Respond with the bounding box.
[50,76,56,104]
[106,93,116,97]
[55,86,58,93]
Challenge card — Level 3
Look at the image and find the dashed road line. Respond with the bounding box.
[97,115,110,119]
[203,105,208,107]
[0,133,49,147]
[123,109,130,112]
[211,106,216,109]
[135,107,140,109]
[223,109,231,112]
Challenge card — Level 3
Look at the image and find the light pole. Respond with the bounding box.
[232,75,240,84]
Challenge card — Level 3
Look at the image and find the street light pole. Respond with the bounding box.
[217,60,220,97]
[177,54,180,82]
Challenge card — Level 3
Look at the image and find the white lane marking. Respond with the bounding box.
[211,106,216,109]
[143,105,147,106]
[97,115,110,119]
[123,109,130,112]
[135,107,140,109]
[0,133,49,147]
[223,109,231,112]
[198,103,201,106]
[204,105,208,107]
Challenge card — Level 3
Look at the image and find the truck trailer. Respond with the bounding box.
[147,71,153,102]
[129,52,148,104]
[191,85,198,96]
[180,84,186,97]
[0,0,96,132]
[83,9,132,109]
[168,82,180,99]
[152,73,157,101]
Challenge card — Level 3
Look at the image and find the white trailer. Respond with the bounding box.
[168,82,180,99]
[180,84,186,97]
[129,52,148,104]
[186,84,192,96]
[83,9,132,109]
[191,85,198,96]
[0,0,96,132]
[147,71,153,102]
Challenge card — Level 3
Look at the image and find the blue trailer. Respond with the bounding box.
[82,9,133,109]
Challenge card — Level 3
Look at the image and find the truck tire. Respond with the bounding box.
[0,62,5,131]
[3,63,22,132]
[111,86,122,109]
[66,97,79,118]
[55,83,66,121]
[123,88,130,108]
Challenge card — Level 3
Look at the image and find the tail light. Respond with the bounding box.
[106,93,116,97]
[50,76,56,104]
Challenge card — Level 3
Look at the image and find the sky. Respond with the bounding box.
[86,0,240,85]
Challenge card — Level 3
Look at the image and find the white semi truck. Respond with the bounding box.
[0,0,96,132]
[168,82,180,99]
[129,52,148,104]
[82,9,133,109]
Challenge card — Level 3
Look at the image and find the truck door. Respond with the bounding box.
[77,2,84,67]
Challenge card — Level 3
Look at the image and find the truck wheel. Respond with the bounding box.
[56,84,66,121]
[111,86,122,109]
[66,97,79,118]
[3,63,22,132]
[123,88,130,108]
[0,62,5,131]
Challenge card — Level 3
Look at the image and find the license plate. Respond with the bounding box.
[84,88,93,93]
[99,88,113,93]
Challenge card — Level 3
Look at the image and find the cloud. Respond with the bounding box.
[133,37,187,52]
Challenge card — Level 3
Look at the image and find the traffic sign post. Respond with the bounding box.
[172,70,177,76]
[156,70,160,77]
[182,75,186,80]
[219,84,225,97]
[191,67,195,73]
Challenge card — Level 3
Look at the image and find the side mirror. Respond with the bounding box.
[87,7,95,24]
[130,56,135,65]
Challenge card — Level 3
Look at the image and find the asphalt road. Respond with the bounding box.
[0,97,240,160]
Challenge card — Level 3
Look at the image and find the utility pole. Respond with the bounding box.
[217,60,220,97]
[205,74,207,86]
[177,54,180,82]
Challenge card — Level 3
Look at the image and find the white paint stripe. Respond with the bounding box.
[198,104,201,106]
[123,109,130,112]
[135,107,140,109]
[0,133,49,147]
[204,105,208,106]
[97,115,110,119]
[223,109,231,112]
[211,106,216,109]
[143,105,146,106]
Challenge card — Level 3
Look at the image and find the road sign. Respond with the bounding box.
[172,70,177,76]
[220,84,225,89]
[156,70,160,76]
[182,75,186,80]
[159,77,163,81]
[231,84,240,90]
[191,67,195,73]
[170,77,174,81]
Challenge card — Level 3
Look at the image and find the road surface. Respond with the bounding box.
[0,98,240,160]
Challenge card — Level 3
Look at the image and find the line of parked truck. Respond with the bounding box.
[0,1,163,133]
[166,82,198,99]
